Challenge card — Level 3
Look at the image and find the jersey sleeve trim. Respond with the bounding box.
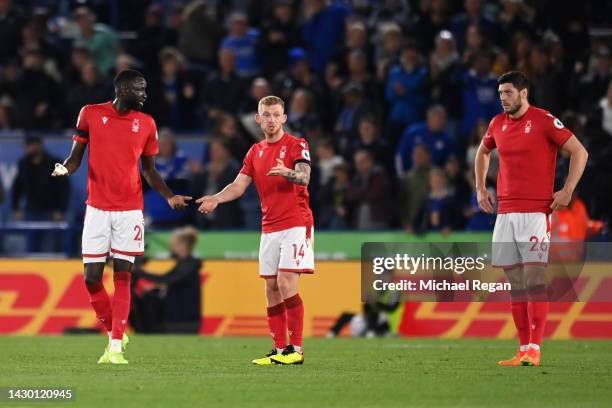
[294,158,311,165]
[72,135,89,144]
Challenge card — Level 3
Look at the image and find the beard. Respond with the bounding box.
[504,101,522,115]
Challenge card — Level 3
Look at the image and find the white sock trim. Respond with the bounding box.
[109,339,123,353]
[529,343,541,351]
[519,345,529,352]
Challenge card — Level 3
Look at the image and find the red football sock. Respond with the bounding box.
[511,301,530,346]
[266,303,287,349]
[111,272,132,340]
[85,281,112,332]
[510,289,529,347]
[527,285,549,347]
[284,294,304,349]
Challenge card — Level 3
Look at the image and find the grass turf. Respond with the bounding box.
[0,336,610,407]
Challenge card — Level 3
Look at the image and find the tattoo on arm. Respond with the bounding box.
[286,162,311,186]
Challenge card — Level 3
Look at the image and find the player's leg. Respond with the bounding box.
[107,210,145,364]
[81,206,114,363]
[516,213,551,366]
[492,214,527,365]
[253,230,284,365]
[270,227,314,365]
[498,265,530,366]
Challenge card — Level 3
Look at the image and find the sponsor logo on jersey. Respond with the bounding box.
[525,120,532,134]
[553,118,564,129]
[102,116,108,124]
[131,118,140,133]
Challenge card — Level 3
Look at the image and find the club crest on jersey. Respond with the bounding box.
[102,116,108,124]
[259,150,263,158]
[525,120,532,134]
[131,118,140,133]
[279,145,287,159]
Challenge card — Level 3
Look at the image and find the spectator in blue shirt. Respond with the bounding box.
[301,0,350,75]
[396,105,455,175]
[450,0,498,53]
[220,12,260,78]
[385,41,428,146]
[460,50,501,139]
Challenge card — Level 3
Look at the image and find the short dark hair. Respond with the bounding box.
[498,71,529,91]
[113,69,144,88]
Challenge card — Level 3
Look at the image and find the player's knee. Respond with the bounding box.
[276,274,296,296]
[84,265,104,284]
[265,279,280,294]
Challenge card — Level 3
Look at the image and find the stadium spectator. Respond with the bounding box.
[318,162,350,229]
[65,62,111,124]
[239,77,272,139]
[286,88,318,137]
[301,0,350,75]
[529,44,566,116]
[63,45,93,88]
[273,47,325,108]
[599,80,612,137]
[346,116,393,179]
[133,3,176,74]
[345,149,392,229]
[577,47,612,113]
[178,0,223,66]
[147,47,199,130]
[465,119,498,186]
[213,113,250,160]
[221,12,260,78]
[399,144,432,232]
[344,49,381,110]
[258,0,301,77]
[497,0,535,49]
[12,136,69,221]
[315,139,344,187]
[335,82,374,150]
[202,48,245,120]
[443,155,470,228]
[144,129,191,228]
[132,226,202,334]
[385,41,428,145]
[374,22,403,81]
[73,7,118,77]
[460,49,501,139]
[413,167,456,234]
[14,48,59,129]
[428,30,462,137]
[191,139,243,229]
[450,0,498,53]
[411,0,451,53]
[0,0,25,62]
[396,105,455,175]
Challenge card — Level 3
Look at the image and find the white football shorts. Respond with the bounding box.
[259,226,315,279]
[492,212,552,268]
[82,205,145,264]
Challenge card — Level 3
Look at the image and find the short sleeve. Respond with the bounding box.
[143,118,159,156]
[543,113,573,147]
[291,139,311,166]
[240,145,255,177]
[482,118,496,150]
[72,106,90,144]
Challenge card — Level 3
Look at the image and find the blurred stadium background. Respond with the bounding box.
[1,0,612,339]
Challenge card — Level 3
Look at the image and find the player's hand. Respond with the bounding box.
[476,188,496,214]
[51,163,69,177]
[550,189,572,211]
[267,159,290,177]
[167,195,192,210]
[195,195,219,214]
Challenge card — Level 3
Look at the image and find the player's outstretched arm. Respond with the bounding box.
[267,159,310,186]
[551,135,589,210]
[474,143,496,214]
[196,173,252,214]
[141,155,192,209]
[51,141,87,176]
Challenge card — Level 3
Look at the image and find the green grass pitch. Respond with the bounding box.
[1,336,611,407]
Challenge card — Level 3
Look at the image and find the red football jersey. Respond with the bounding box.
[72,102,159,211]
[240,133,314,232]
[482,105,573,214]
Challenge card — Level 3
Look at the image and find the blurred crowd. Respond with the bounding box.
[2,0,612,233]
